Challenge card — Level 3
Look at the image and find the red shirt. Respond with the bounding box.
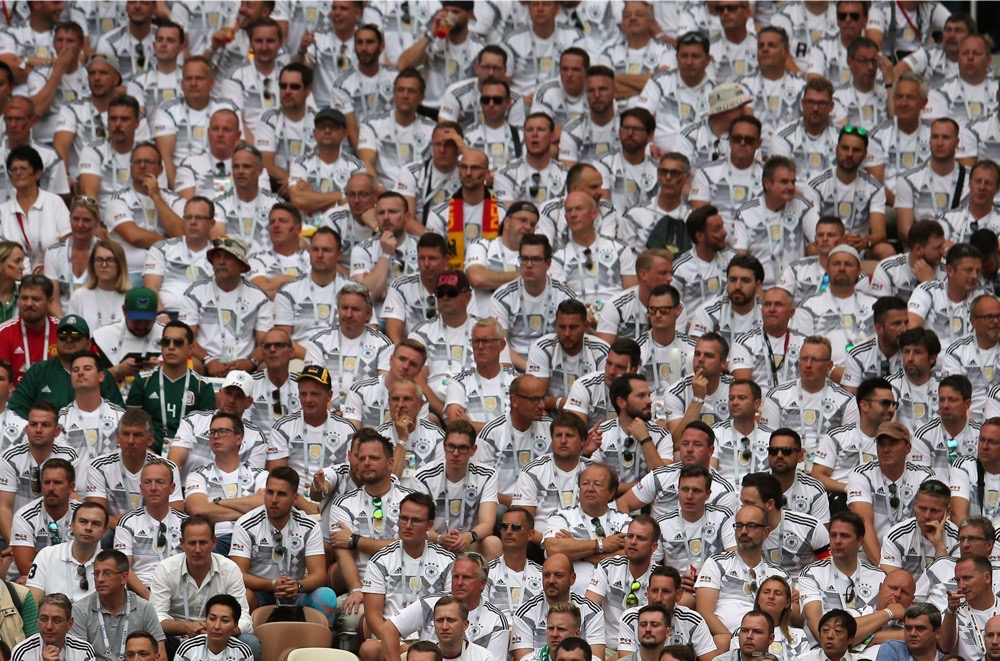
[0,316,59,385]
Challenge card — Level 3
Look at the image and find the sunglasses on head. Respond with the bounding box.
[842,125,868,137]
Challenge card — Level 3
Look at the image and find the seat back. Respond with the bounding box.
[251,605,328,628]
[287,649,360,661]
[255,622,332,661]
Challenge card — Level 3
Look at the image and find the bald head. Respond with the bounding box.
[461,150,489,169]
[566,190,597,213]
[987,615,1000,660]
[878,569,916,609]
[542,552,575,601]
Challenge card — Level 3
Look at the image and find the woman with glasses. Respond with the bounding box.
[733,576,809,661]
[67,240,130,332]
[43,196,102,318]
[0,145,70,274]
[0,242,23,324]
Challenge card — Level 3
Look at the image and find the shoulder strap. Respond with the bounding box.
[978,458,986,516]
[509,124,523,158]
[952,165,967,210]
[4,582,22,616]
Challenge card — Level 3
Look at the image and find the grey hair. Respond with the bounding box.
[337,282,374,311]
[896,71,929,100]
[348,171,379,191]
[39,593,73,618]
[472,318,506,340]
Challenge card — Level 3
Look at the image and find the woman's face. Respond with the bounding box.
[2,247,23,281]
[8,159,38,191]
[70,208,98,238]
[93,247,118,282]
[757,580,790,616]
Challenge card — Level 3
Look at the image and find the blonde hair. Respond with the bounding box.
[86,239,129,293]
[0,241,23,277]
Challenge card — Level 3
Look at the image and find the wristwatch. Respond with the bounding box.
[469,531,479,542]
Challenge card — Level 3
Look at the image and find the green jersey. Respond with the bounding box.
[126,367,218,454]
[9,357,124,418]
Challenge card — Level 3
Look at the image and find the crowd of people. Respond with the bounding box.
[0,1,998,661]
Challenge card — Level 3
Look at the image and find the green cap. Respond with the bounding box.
[58,314,90,336]
[124,287,159,321]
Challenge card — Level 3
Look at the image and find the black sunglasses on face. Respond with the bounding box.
[499,522,524,532]
[159,337,185,347]
[768,447,796,456]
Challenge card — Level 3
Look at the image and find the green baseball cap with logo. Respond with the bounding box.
[124,287,159,322]
[58,314,90,336]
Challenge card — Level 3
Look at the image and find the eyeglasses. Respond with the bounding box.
[38,615,67,625]
[30,466,40,496]
[480,95,507,105]
[520,255,547,264]
[768,447,796,457]
[513,393,545,405]
[159,337,185,348]
[591,517,607,538]
[959,535,990,543]
[337,43,348,69]
[77,564,89,591]
[647,305,674,316]
[837,11,862,20]
[866,399,896,408]
[499,522,524,532]
[729,134,757,145]
[47,522,60,545]
[272,530,286,562]
[583,248,594,271]
[130,158,158,167]
[399,515,428,525]
[620,125,647,135]
[57,330,85,342]
[471,338,501,346]
[739,436,752,462]
[529,172,541,198]
[974,314,1000,322]
[625,580,642,607]
[280,82,304,90]
[207,428,236,438]
[888,483,899,510]
[93,257,116,266]
[444,442,473,454]
[845,578,856,607]
[733,522,765,531]
[842,125,869,137]
[135,43,146,70]
[156,521,167,551]
[623,436,635,464]
[271,388,282,417]
[262,78,273,102]
[657,168,686,178]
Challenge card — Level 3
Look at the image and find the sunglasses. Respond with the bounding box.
[262,78,273,102]
[480,95,507,105]
[272,530,286,562]
[159,337,186,348]
[498,522,524,532]
[529,172,541,198]
[717,4,745,13]
[372,496,384,525]
[337,43,348,69]
[156,521,167,551]
[436,288,463,299]
[730,134,757,145]
[888,483,899,510]
[72,195,98,208]
[30,466,40,496]
[867,399,896,408]
[135,43,146,70]
[623,436,635,464]
[272,388,282,417]
[425,295,438,319]
[845,578,856,606]
[77,564,89,591]
[768,447,796,456]
[837,11,862,20]
[647,305,674,316]
[591,517,607,538]
[678,31,709,46]
[57,330,84,342]
[583,248,594,271]
[47,521,60,545]
[625,580,642,607]
[94,115,106,140]
[279,82,304,90]
[842,125,868,137]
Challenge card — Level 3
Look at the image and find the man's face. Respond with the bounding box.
[551,424,583,463]
[529,0,559,26]
[54,27,84,60]
[330,1,362,30]
[153,26,183,61]
[956,559,990,600]
[398,500,433,543]
[798,342,832,385]
[208,415,242,458]
[450,558,484,601]
[182,62,214,102]
[728,121,761,164]
[738,615,773,656]
[503,208,538,246]
[208,112,241,157]
[727,383,757,421]
[542,558,574,599]
[434,603,467,645]
[130,145,162,188]
[902,343,934,380]
[160,326,192,368]
[676,44,710,82]
[836,134,867,173]
[931,121,960,161]
[500,511,531,551]
[390,346,425,379]
[443,431,474,473]
[638,611,669,649]
[734,507,769,551]
[38,604,71,648]
[914,492,949,535]
[125,0,153,23]
[232,149,262,190]
[56,323,89,358]
[564,193,597,235]
[814,222,845,255]
[389,382,422,421]
[183,199,215,242]
[555,312,587,354]
[346,176,376,218]
[71,506,107,545]
[848,45,879,87]
[18,285,48,323]
[586,74,615,115]
[938,385,971,425]
[308,232,341,274]
[393,76,425,114]
[3,99,34,145]
[26,410,58,448]
[828,520,862,561]
[140,463,173,508]
[948,257,983,295]
[108,105,139,146]
[819,618,853,657]
[94,558,126,597]
[578,465,613,512]
[546,613,579,650]
[958,523,994,558]
[678,475,710,516]
[264,477,296,520]
[519,244,549,282]
[726,265,758,306]
[41,467,71,508]
[693,338,725,380]
[511,377,547,421]
[647,293,681,333]
[117,424,151,456]
[625,520,657,563]
[647,575,677,610]
[72,357,102,391]
[458,152,489,190]
[678,428,713,467]
[337,292,371,336]
[988,618,1000,661]
[268,208,301,248]
[893,80,927,123]
[559,53,587,94]
[621,1,653,38]
[249,26,281,65]
[125,638,156,661]
[765,166,796,205]
[376,196,408,234]
[716,1,750,29]
[828,252,861,288]
[431,128,460,168]
[475,52,507,83]
[87,62,118,97]
[216,384,251,415]
[279,70,310,112]
[701,214,728,251]
[864,387,897,428]
[181,522,215,569]
[479,83,510,122]
[905,616,939,656]
[313,118,345,148]
[970,167,1000,208]
[619,114,649,154]
[417,247,448,284]
[524,117,553,158]
[298,378,333,421]
[604,350,633,387]
[972,297,1000,343]
[623,379,653,421]
[761,288,794,330]
[838,2,867,42]
[943,19,972,57]
[356,441,391,484]
[801,89,833,127]
[355,27,383,66]
[757,30,786,69]
[959,35,990,80]
[981,424,1000,465]
[658,158,689,198]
